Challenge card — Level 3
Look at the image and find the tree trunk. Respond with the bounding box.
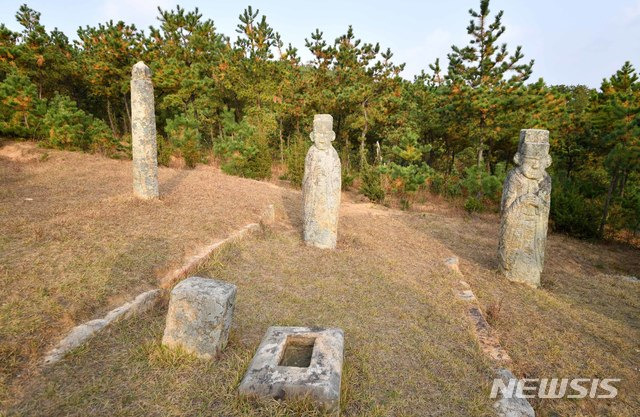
[620,170,628,198]
[106,99,117,136]
[345,135,351,172]
[123,93,131,135]
[477,111,486,168]
[359,100,369,169]
[279,117,284,164]
[598,170,618,238]
[336,115,349,172]
[487,135,494,173]
[448,148,455,175]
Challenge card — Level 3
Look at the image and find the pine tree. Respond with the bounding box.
[447,0,533,169]
[0,69,44,137]
[14,5,75,99]
[595,62,640,237]
[77,20,143,135]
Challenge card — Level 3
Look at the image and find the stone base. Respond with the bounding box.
[162,277,236,359]
[238,326,344,413]
[500,265,541,288]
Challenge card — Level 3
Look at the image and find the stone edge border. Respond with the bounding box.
[444,256,535,417]
[42,204,275,367]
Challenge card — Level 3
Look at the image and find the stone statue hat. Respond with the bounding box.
[514,129,551,166]
[313,114,334,135]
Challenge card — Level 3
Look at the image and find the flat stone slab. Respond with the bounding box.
[238,326,344,412]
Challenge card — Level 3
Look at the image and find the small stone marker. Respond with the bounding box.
[131,61,159,199]
[302,114,341,249]
[162,276,236,359]
[498,129,552,288]
[493,369,536,417]
[239,326,344,412]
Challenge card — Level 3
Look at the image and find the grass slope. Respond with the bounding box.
[0,142,288,406]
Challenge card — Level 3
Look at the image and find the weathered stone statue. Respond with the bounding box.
[498,129,552,287]
[131,61,159,199]
[302,114,341,249]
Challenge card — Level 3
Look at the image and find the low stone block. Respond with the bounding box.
[493,368,535,417]
[162,276,236,359]
[239,326,344,413]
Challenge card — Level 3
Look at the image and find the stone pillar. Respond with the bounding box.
[131,61,159,199]
[302,114,341,249]
[162,277,237,359]
[498,129,552,287]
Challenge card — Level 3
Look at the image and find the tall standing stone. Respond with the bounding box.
[498,129,552,287]
[131,61,159,199]
[302,114,341,249]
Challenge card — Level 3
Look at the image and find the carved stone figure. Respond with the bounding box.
[498,129,552,287]
[131,61,159,199]
[302,114,341,249]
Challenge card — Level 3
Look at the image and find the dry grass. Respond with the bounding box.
[0,141,288,407]
[2,141,639,416]
[404,209,640,417]
[7,197,497,416]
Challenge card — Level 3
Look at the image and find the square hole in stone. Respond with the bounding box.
[278,336,316,367]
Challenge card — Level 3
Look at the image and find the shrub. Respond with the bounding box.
[445,181,462,198]
[360,163,385,203]
[88,118,119,156]
[43,93,116,152]
[550,179,601,238]
[342,168,355,190]
[608,184,640,236]
[0,70,44,138]
[464,196,484,213]
[214,108,273,179]
[459,163,506,202]
[165,112,202,168]
[43,94,91,150]
[382,162,431,194]
[430,172,445,195]
[284,132,309,187]
[157,134,173,167]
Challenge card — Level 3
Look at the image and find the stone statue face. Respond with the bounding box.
[519,155,545,180]
[310,130,335,150]
[310,114,335,150]
[514,142,550,180]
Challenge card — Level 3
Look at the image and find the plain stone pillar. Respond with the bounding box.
[302,114,341,249]
[131,61,159,199]
[162,277,237,359]
[498,129,552,287]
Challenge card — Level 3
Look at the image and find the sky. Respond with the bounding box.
[1,0,639,88]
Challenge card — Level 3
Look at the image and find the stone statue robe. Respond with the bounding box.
[498,169,551,286]
[302,145,341,249]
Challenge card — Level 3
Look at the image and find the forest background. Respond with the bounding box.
[0,0,638,240]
